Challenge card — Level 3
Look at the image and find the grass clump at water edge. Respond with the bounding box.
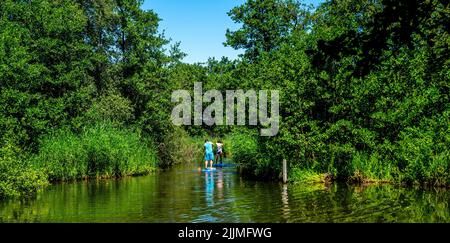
[30,123,158,182]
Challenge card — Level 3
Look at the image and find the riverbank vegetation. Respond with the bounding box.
[0,0,449,198]
[0,145,48,198]
[182,0,449,187]
[0,0,188,198]
[30,123,157,182]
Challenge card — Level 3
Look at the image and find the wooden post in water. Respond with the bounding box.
[282,159,287,183]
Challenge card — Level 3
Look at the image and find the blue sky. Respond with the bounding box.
[142,0,323,63]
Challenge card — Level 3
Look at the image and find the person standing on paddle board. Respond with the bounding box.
[215,140,224,165]
[204,139,214,169]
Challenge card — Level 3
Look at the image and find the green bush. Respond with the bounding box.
[290,166,329,184]
[85,93,135,125]
[349,152,394,183]
[31,123,157,181]
[158,127,204,167]
[0,145,48,198]
[396,127,450,186]
[226,129,269,176]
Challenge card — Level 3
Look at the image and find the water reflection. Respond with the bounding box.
[281,184,291,222]
[217,170,224,199]
[1,166,450,223]
[205,171,214,207]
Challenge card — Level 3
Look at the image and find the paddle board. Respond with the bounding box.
[202,168,217,172]
[213,163,235,168]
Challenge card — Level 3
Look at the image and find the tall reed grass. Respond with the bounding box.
[31,123,158,182]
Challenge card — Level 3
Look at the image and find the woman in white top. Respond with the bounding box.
[215,141,224,164]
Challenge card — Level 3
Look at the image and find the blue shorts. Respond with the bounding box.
[205,152,214,161]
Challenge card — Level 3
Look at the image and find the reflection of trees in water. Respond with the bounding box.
[286,184,450,222]
[2,171,450,222]
[225,181,450,223]
[0,176,168,222]
[151,168,207,222]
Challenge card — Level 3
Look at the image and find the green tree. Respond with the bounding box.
[0,0,95,150]
[225,0,311,61]
[223,0,449,184]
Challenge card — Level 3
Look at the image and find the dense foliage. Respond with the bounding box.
[0,145,48,198]
[31,123,157,182]
[0,0,184,197]
[217,0,449,185]
[0,0,448,197]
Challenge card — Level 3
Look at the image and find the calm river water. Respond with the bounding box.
[1,165,449,222]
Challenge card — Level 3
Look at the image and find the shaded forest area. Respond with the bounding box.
[0,0,449,198]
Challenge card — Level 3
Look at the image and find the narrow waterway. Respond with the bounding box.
[1,165,449,222]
